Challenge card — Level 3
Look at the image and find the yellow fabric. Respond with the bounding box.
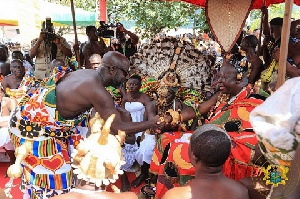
[260,60,278,83]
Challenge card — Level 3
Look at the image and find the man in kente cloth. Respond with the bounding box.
[7,51,162,199]
[148,56,268,198]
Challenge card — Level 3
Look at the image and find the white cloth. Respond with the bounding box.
[0,112,14,150]
[125,102,145,138]
[23,60,33,75]
[121,102,146,171]
[121,143,139,172]
[136,133,155,165]
[250,77,300,165]
[123,101,156,166]
[174,133,193,144]
[0,127,14,150]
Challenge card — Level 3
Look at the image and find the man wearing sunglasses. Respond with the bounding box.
[8,51,163,198]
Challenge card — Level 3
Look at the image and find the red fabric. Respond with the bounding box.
[0,162,143,197]
[99,0,107,22]
[149,86,265,198]
[150,132,195,199]
[208,86,264,180]
[165,0,300,9]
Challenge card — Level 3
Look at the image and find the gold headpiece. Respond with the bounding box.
[130,36,213,92]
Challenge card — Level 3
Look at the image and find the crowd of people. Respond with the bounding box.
[0,5,299,199]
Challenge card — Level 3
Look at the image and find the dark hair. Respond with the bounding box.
[129,74,142,82]
[10,59,23,66]
[243,35,258,48]
[0,44,8,54]
[270,17,283,26]
[12,50,22,55]
[190,128,231,167]
[86,26,96,35]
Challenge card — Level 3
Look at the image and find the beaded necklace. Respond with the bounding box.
[207,87,246,120]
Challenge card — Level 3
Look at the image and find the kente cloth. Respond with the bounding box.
[6,74,46,101]
[149,85,267,198]
[207,85,267,180]
[106,86,122,106]
[9,66,88,199]
[17,74,47,99]
[149,131,195,199]
[250,77,300,166]
[260,37,296,91]
[140,76,159,98]
[19,74,46,91]
[139,76,204,118]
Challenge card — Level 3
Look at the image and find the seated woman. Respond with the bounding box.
[146,56,268,198]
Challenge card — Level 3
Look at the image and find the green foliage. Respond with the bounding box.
[193,9,209,32]
[106,0,208,38]
[47,0,209,38]
[249,4,300,30]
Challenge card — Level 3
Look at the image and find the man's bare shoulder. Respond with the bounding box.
[141,93,151,100]
[162,186,191,199]
[2,74,14,84]
[221,177,249,198]
[141,93,152,105]
[122,93,130,101]
[82,43,91,52]
[147,100,157,109]
[56,69,101,93]
[3,74,13,79]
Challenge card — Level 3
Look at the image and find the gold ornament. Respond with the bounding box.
[5,87,26,99]
[7,140,32,178]
[72,113,126,188]
[161,71,180,87]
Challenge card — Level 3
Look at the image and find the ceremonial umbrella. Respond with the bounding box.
[165,0,300,8]
[157,0,297,88]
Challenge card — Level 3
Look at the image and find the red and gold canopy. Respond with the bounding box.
[159,0,300,9]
